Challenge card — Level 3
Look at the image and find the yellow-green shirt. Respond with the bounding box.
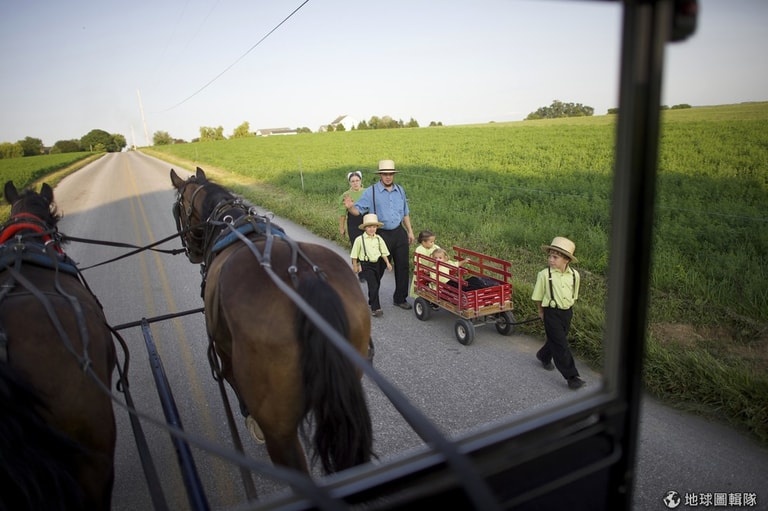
[531,266,580,309]
[351,233,390,262]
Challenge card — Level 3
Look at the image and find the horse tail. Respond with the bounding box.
[296,277,374,474]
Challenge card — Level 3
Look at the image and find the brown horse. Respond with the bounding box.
[0,181,116,510]
[170,167,373,475]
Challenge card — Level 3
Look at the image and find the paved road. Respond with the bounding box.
[48,152,767,510]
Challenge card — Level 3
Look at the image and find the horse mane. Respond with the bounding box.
[187,174,239,220]
[13,188,61,227]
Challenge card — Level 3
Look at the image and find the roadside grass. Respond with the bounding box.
[0,152,104,218]
[6,103,766,443]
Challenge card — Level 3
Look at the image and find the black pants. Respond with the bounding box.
[360,260,385,311]
[346,214,362,246]
[537,307,579,379]
[377,226,409,304]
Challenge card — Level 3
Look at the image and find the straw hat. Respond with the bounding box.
[541,236,578,263]
[376,159,398,173]
[359,213,384,230]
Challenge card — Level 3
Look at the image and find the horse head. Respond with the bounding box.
[4,181,60,228]
[170,167,211,264]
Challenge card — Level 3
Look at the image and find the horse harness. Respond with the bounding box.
[174,182,331,298]
[0,213,96,367]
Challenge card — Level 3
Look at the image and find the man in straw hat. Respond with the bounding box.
[344,159,415,310]
[531,236,585,389]
[350,213,393,317]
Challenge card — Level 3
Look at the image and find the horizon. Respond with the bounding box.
[1,0,766,147]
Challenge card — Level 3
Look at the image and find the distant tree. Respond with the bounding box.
[428,121,443,127]
[80,129,122,152]
[231,122,253,139]
[297,127,312,134]
[525,100,594,120]
[660,105,669,110]
[153,131,173,145]
[325,124,335,132]
[406,118,419,128]
[356,120,369,130]
[50,139,81,153]
[0,142,24,159]
[112,133,127,151]
[18,136,44,156]
[607,108,619,115]
[173,138,187,144]
[199,126,226,141]
[335,123,346,132]
[671,103,692,109]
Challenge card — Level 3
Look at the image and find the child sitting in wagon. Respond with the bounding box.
[432,248,498,291]
[409,229,441,298]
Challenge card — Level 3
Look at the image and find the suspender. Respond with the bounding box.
[360,235,384,262]
[547,266,576,309]
[371,183,403,222]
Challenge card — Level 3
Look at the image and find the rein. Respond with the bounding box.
[61,231,188,271]
[0,218,92,368]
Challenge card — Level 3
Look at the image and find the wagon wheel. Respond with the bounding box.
[413,297,432,321]
[495,311,516,336]
[454,318,475,345]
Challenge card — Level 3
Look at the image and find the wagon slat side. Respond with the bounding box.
[413,246,515,343]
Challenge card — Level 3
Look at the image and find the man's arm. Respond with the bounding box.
[402,214,415,244]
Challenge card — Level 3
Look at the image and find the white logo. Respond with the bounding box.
[663,490,681,509]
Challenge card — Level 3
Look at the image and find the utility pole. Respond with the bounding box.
[137,89,150,146]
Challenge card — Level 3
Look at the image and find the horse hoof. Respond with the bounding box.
[246,415,265,444]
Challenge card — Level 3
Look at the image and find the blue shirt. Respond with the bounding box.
[354,181,410,230]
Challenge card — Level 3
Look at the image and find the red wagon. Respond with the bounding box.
[412,246,516,345]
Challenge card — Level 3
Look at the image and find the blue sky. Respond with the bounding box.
[1,0,765,146]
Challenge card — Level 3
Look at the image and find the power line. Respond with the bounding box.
[162,0,310,112]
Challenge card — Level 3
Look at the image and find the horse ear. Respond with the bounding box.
[4,181,19,204]
[196,167,206,181]
[40,183,54,204]
[170,169,185,189]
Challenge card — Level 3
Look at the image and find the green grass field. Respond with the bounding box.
[0,152,102,218]
[5,103,767,443]
[144,102,768,443]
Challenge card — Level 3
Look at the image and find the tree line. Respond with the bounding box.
[152,115,444,146]
[0,129,127,159]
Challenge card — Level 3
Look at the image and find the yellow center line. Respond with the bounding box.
[122,158,237,504]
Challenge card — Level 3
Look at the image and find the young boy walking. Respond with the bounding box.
[351,214,393,317]
[531,237,585,389]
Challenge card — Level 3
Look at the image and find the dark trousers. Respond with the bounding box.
[360,260,385,311]
[377,226,409,304]
[537,307,579,379]
[346,214,362,246]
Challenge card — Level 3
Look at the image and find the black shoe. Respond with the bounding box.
[567,376,586,390]
[394,302,412,310]
[536,352,555,371]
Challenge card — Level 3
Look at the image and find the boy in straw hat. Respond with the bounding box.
[350,213,393,317]
[531,237,585,389]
